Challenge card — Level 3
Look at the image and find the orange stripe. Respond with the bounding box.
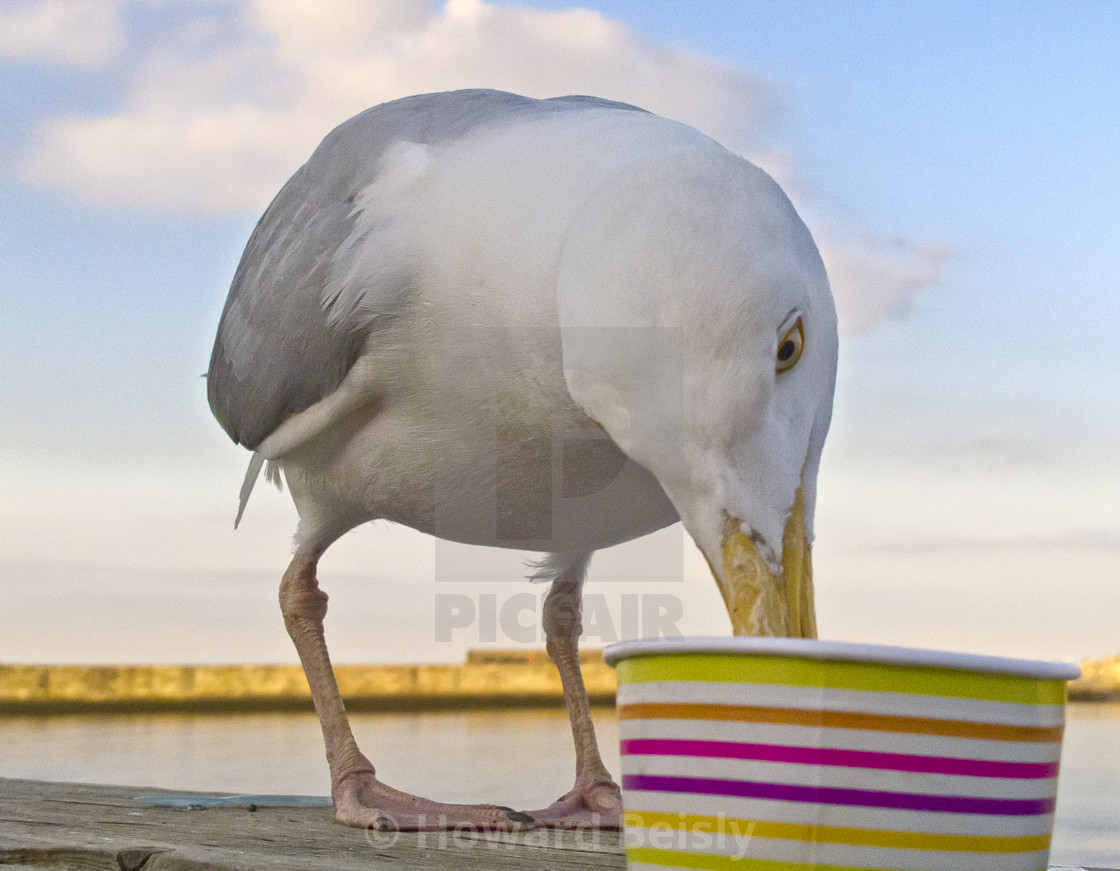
[618,703,1064,743]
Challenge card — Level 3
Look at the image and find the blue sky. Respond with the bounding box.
[1,0,1117,665]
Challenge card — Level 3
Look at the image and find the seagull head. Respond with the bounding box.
[559,148,838,637]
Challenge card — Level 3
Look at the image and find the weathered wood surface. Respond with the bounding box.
[0,779,1107,871]
[0,778,622,870]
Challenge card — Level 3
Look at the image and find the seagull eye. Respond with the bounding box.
[775,317,804,373]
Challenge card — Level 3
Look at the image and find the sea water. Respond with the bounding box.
[0,703,1116,866]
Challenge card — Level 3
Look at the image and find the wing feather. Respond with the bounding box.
[207,90,645,449]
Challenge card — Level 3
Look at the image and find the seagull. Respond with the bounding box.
[207,89,838,831]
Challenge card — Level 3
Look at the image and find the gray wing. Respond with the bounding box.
[207,90,645,449]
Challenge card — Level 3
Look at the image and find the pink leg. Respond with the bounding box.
[280,553,532,831]
[526,558,623,828]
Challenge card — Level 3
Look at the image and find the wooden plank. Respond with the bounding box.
[0,779,1108,871]
[0,779,622,870]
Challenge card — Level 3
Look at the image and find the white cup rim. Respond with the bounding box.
[603,636,1081,680]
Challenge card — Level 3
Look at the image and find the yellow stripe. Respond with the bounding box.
[625,811,1052,854]
[616,654,1067,706]
[628,845,895,870]
[618,702,1065,743]
[626,846,1048,871]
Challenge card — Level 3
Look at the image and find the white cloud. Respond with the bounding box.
[248,0,435,54]
[15,0,944,332]
[21,0,773,213]
[0,0,125,66]
[817,233,949,335]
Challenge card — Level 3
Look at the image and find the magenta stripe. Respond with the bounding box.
[622,774,1056,816]
[620,738,1059,780]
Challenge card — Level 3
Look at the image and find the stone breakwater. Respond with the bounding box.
[1068,653,1120,701]
[2,648,1115,712]
[0,649,615,713]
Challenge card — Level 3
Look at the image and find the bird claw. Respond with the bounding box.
[525,779,623,829]
[332,770,533,831]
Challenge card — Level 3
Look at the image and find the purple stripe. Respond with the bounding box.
[620,738,1059,780]
[622,774,1056,816]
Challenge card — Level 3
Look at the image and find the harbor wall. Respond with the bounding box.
[0,649,615,713]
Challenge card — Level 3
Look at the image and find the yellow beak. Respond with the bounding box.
[712,486,817,638]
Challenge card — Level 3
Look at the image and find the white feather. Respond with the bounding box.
[221,92,836,586]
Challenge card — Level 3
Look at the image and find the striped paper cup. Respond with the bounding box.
[603,638,1080,871]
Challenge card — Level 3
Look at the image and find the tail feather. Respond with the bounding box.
[234,453,265,529]
[264,459,284,489]
[526,551,592,584]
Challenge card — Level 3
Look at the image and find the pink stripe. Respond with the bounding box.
[623,774,1055,816]
[620,738,1058,780]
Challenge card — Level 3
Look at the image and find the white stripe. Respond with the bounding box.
[620,718,1064,763]
[623,789,1056,837]
[621,754,1060,800]
[604,637,1079,681]
[629,826,1051,871]
[617,681,1067,727]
